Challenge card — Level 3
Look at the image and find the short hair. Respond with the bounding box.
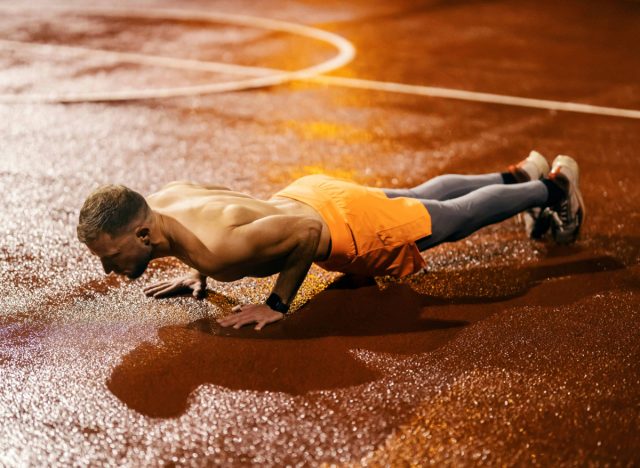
[77,184,149,244]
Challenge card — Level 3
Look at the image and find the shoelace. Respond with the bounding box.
[558,198,570,223]
[549,199,570,229]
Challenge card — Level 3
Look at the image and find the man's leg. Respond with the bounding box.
[413,180,563,250]
[384,151,550,202]
[383,151,555,242]
[383,173,505,201]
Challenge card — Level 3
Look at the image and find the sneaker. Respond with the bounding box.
[524,206,553,240]
[509,150,550,182]
[510,151,552,239]
[547,155,585,244]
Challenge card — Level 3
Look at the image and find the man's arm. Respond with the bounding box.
[217,214,322,330]
[269,219,321,302]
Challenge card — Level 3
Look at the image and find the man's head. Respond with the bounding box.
[77,184,153,279]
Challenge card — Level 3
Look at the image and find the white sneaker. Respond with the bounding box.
[510,151,552,239]
[548,155,585,244]
[509,150,550,182]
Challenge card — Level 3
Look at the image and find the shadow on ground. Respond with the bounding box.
[106,248,631,418]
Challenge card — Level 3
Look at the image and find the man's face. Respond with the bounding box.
[86,230,152,280]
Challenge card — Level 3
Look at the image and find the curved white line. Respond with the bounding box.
[0,39,279,77]
[1,8,639,120]
[0,5,355,103]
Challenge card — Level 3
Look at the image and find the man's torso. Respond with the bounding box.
[145,181,331,281]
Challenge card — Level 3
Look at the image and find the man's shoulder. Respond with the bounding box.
[147,181,230,203]
[157,180,232,192]
[162,179,192,188]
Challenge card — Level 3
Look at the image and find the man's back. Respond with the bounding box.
[145,181,330,280]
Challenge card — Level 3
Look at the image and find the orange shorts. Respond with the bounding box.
[274,175,432,277]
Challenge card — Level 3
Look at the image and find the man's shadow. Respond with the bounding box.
[107,247,631,418]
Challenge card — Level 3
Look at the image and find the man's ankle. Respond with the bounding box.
[541,178,565,206]
[501,172,519,184]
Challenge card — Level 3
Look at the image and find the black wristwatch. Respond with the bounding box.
[265,293,289,314]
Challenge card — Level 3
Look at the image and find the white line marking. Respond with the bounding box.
[0,39,279,77]
[0,6,639,120]
[0,5,355,102]
[312,76,640,120]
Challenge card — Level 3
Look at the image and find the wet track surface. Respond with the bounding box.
[1,0,639,465]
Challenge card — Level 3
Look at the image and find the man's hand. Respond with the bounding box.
[217,304,284,330]
[143,273,207,299]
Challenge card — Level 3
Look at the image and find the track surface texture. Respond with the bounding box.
[1,0,639,466]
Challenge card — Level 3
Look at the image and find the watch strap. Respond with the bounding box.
[265,293,289,313]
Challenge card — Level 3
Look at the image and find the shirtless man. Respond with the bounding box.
[77,151,584,330]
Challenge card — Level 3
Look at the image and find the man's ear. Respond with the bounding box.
[135,226,151,245]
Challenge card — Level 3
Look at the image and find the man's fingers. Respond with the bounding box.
[143,282,162,293]
[145,282,175,295]
[217,312,244,326]
[219,313,248,326]
[152,289,176,299]
[219,314,251,328]
[152,283,184,298]
[255,320,268,331]
[233,317,255,329]
[219,310,258,328]
[143,281,170,295]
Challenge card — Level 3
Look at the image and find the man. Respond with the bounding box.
[77,152,584,330]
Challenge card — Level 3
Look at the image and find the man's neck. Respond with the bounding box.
[149,211,181,260]
[149,211,214,271]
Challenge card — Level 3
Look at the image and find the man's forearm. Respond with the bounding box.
[270,220,322,306]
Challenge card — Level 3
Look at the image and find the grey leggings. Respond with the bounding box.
[383,173,548,250]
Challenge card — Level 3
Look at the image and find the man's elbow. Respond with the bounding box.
[297,218,323,244]
[307,218,323,237]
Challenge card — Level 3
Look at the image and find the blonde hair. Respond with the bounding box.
[77,184,149,243]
